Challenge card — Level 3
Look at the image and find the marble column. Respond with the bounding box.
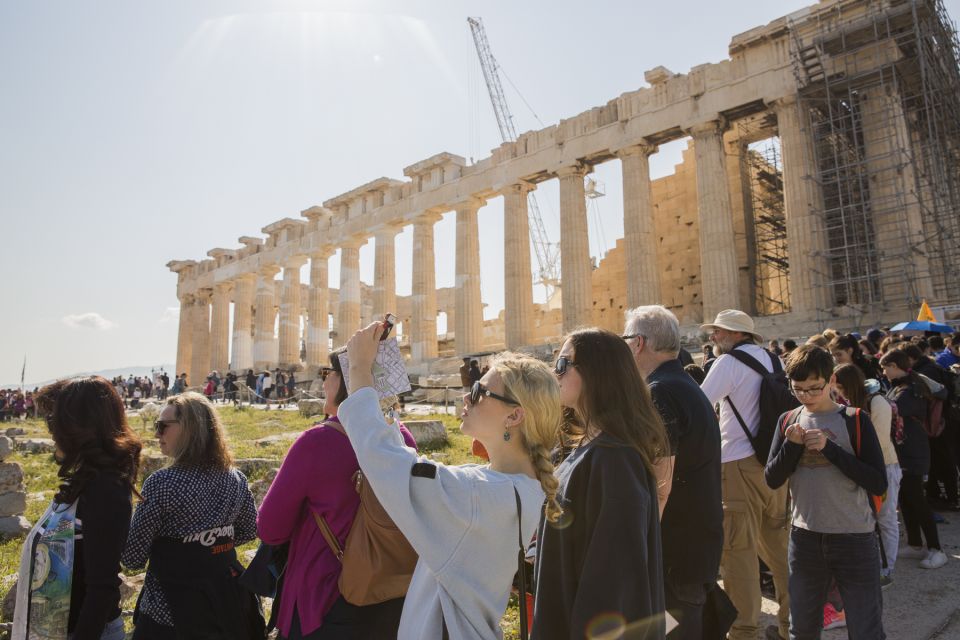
[455,199,484,355]
[209,282,233,374]
[859,86,933,305]
[618,144,661,308]
[306,251,331,372]
[336,240,363,348]
[775,96,831,314]
[691,120,741,322]
[189,290,212,387]
[411,213,441,361]
[253,266,280,370]
[230,274,256,372]
[278,257,307,369]
[373,229,398,316]
[557,164,593,333]
[503,182,534,348]
[175,294,194,378]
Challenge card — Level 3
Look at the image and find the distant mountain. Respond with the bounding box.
[5,364,175,390]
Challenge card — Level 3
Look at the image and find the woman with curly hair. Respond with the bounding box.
[13,376,142,640]
[339,322,562,640]
[122,391,259,638]
[533,328,670,640]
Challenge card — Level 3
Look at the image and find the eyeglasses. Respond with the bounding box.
[154,419,179,435]
[554,356,577,377]
[789,383,828,397]
[621,334,645,343]
[469,382,520,407]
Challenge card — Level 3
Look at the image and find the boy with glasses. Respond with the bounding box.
[765,345,888,639]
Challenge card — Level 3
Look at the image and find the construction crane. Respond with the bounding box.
[467,17,561,298]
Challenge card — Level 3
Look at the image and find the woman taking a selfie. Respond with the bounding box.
[14,377,141,640]
[339,322,562,640]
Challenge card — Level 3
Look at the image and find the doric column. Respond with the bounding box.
[253,266,280,370]
[278,257,307,369]
[306,250,331,372]
[373,229,399,316]
[690,120,741,321]
[557,164,593,333]
[336,240,363,348]
[175,294,194,377]
[775,96,831,314]
[503,182,535,348]
[189,289,212,387]
[209,282,233,374]
[455,199,485,355]
[231,274,256,372]
[618,143,661,307]
[411,213,442,361]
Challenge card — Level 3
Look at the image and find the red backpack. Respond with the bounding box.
[870,393,904,445]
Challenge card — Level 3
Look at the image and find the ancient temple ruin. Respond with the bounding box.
[168,0,960,384]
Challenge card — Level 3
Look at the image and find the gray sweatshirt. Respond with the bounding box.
[339,387,544,640]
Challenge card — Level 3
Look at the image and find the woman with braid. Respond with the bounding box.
[339,322,562,640]
[533,328,669,640]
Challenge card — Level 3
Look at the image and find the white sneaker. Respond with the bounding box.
[920,549,948,569]
[899,545,927,559]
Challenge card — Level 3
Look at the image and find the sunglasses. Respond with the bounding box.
[154,419,179,435]
[554,356,577,377]
[469,381,520,406]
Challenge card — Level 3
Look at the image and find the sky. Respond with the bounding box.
[4,0,960,385]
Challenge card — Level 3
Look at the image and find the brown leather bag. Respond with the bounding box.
[313,421,418,606]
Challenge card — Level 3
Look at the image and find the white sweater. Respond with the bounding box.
[339,387,544,640]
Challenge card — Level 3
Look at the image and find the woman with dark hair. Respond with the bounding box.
[833,363,901,585]
[122,391,259,638]
[533,328,669,640]
[829,334,882,381]
[880,350,947,569]
[14,377,142,640]
[257,348,417,640]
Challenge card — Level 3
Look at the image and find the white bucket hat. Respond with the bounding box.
[700,309,762,343]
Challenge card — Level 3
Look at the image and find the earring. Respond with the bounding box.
[503,426,511,442]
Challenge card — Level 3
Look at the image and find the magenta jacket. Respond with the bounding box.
[256,416,417,636]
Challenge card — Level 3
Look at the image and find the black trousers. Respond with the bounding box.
[665,579,708,640]
[284,598,404,640]
[900,472,941,550]
[926,426,958,503]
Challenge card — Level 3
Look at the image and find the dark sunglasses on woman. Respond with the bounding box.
[469,381,520,406]
[554,356,577,377]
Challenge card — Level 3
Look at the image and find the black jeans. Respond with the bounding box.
[788,527,884,640]
[900,472,941,549]
[664,578,708,640]
[284,598,404,640]
[926,428,958,503]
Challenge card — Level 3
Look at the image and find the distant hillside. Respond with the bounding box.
[5,364,175,389]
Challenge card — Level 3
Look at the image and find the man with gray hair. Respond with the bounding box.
[624,305,723,640]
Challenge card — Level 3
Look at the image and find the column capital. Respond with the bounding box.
[686,118,727,138]
[213,281,234,294]
[414,211,444,227]
[282,255,309,270]
[309,246,335,260]
[339,236,367,250]
[555,163,590,179]
[232,272,258,285]
[502,180,535,197]
[194,288,213,303]
[258,264,281,279]
[453,196,487,213]
[179,292,195,305]
[374,224,403,241]
[615,142,657,158]
[771,94,798,109]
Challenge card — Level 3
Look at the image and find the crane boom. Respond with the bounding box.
[467,17,560,293]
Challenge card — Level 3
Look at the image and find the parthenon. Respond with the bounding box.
[168,0,960,385]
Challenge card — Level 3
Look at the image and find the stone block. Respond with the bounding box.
[236,458,279,477]
[0,464,24,495]
[298,399,325,417]
[254,433,299,447]
[16,439,55,455]
[4,428,24,438]
[0,515,30,539]
[119,572,144,602]
[0,437,11,462]
[139,453,167,480]
[0,492,26,518]
[404,421,448,447]
[2,576,16,622]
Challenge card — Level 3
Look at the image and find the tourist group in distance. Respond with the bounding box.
[11,305,960,640]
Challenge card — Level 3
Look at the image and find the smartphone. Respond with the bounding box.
[381,313,397,341]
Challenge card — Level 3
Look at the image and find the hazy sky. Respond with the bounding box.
[4,0,958,385]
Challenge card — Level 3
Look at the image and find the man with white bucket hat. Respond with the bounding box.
[700,309,790,640]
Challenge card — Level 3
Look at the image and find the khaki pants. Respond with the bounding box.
[721,456,790,640]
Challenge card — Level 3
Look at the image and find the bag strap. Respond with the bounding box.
[312,510,343,562]
[726,348,774,377]
[514,487,529,640]
[725,395,756,447]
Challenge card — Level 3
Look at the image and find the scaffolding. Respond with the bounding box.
[789,0,960,317]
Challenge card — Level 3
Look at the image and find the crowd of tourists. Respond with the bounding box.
[11,309,960,640]
[0,388,36,421]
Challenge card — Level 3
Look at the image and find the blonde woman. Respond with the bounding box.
[340,322,562,640]
[122,392,258,639]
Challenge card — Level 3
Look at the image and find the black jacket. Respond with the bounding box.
[647,359,723,587]
[887,377,931,476]
[532,434,665,640]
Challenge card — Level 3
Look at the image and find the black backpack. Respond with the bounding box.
[724,348,800,465]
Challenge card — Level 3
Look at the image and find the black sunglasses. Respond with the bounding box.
[469,381,520,406]
[554,356,577,376]
[154,419,179,435]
